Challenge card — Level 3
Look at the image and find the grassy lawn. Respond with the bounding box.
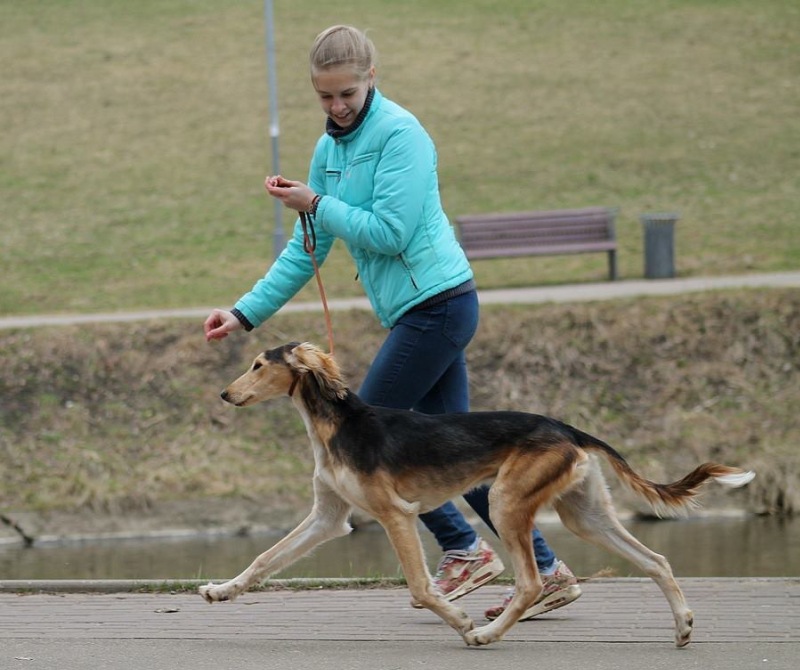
[1,0,798,316]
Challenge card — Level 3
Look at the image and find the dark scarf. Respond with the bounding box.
[325,86,376,140]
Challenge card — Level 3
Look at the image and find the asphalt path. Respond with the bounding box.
[2,271,799,330]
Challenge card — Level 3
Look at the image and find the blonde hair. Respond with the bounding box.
[310,25,376,81]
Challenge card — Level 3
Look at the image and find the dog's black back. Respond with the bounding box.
[326,390,591,476]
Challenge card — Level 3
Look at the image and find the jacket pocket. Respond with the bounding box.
[397,253,419,290]
[325,169,341,194]
[349,152,377,167]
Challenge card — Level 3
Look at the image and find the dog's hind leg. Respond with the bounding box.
[199,478,352,604]
[378,510,476,644]
[464,470,544,646]
[553,462,693,647]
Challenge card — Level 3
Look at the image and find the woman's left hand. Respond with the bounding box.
[264,175,317,212]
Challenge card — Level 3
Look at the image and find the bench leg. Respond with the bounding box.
[608,250,618,281]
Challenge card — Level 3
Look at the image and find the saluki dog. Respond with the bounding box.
[199,342,755,647]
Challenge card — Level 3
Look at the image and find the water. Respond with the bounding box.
[1,515,798,581]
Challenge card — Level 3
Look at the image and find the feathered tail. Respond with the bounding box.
[568,426,755,517]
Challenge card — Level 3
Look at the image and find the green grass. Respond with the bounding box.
[1,0,798,315]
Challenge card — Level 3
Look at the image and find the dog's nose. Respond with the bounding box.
[220,390,229,401]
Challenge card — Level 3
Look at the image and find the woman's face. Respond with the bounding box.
[312,65,374,129]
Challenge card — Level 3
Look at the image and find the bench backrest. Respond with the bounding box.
[456,206,616,259]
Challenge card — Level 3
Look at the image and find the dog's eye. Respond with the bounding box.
[252,362,263,371]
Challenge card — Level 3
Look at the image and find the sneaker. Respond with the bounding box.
[412,538,504,608]
[484,560,582,621]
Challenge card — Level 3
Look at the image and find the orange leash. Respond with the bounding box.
[300,211,335,356]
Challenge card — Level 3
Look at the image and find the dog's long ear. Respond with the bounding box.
[286,342,348,400]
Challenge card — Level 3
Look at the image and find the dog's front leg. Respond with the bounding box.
[379,511,476,644]
[200,481,351,603]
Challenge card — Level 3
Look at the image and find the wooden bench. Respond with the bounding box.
[455,206,618,281]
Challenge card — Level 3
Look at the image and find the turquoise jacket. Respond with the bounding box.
[234,88,473,329]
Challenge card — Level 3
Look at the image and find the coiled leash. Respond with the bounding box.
[299,208,335,356]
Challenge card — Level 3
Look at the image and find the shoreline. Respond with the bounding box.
[1,503,755,550]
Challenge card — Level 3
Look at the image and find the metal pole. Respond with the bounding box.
[264,0,285,258]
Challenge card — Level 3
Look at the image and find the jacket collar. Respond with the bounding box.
[325,87,378,142]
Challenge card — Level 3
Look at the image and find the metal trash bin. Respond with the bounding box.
[641,212,679,279]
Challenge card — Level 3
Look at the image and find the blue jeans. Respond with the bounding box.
[358,290,557,572]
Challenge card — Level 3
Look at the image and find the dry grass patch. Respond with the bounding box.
[1,289,797,519]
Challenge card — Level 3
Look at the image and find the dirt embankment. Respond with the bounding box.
[1,289,797,542]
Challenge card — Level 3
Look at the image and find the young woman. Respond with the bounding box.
[204,25,581,621]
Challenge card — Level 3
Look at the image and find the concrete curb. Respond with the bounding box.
[0,577,406,594]
[2,575,795,595]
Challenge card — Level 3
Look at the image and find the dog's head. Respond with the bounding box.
[220,342,347,407]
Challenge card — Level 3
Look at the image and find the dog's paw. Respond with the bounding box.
[199,582,232,604]
[463,626,496,647]
[675,611,693,648]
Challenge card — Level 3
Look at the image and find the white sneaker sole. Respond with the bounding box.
[444,556,505,602]
[411,556,505,609]
[519,583,582,620]
[485,583,583,621]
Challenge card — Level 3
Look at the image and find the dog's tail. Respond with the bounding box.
[566,425,755,517]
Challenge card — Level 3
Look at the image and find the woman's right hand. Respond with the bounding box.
[204,309,243,342]
[265,174,317,213]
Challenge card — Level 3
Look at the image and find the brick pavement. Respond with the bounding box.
[1,579,797,644]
